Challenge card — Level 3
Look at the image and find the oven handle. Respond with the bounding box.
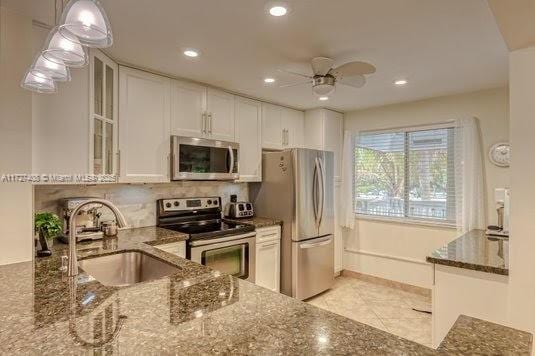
[190,231,256,247]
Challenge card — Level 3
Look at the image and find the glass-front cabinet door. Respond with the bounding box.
[90,49,118,175]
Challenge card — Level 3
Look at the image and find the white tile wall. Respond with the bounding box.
[34,182,248,228]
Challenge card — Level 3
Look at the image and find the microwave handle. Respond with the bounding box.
[228,146,235,174]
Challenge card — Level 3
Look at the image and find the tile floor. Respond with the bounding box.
[306,276,433,347]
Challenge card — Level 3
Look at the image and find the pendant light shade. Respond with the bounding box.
[42,27,87,68]
[20,70,57,94]
[58,0,113,48]
[30,55,71,82]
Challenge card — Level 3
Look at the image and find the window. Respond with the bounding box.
[354,126,456,224]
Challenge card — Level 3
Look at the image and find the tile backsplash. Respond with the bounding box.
[34,182,248,228]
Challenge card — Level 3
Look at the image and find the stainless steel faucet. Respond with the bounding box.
[67,198,128,277]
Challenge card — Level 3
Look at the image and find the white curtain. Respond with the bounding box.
[454,117,486,233]
[340,130,356,229]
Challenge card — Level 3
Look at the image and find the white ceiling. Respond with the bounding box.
[3,0,508,112]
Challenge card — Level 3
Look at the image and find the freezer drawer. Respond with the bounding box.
[293,235,334,300]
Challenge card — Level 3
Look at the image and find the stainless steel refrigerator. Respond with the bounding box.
[250,148,334,300]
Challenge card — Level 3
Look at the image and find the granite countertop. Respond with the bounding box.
[0,226,529,354]
[224,216,282,228]
[437,315,532,354]
[426,229,509,275]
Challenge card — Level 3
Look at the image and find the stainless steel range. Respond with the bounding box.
[157,197,256,282]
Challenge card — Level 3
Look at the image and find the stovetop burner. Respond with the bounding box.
[156,197,254,241]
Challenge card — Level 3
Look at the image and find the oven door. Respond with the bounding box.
[189,232,256,282]
[172,136,239,180]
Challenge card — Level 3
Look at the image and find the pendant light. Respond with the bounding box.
[58,0,113,48]
[42,27,87,67]
[30,54,71,82]
[20,70,57,94]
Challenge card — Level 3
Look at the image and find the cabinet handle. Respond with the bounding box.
[261,242,278,248]
[116,150,121,177]
[202,113,206,133]
[209,113,213,134]
[285,129,289,146]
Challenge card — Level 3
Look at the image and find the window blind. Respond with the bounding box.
[354,127,456,223]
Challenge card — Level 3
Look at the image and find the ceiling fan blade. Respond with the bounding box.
[277,69,313,79]
[311,57,334,76]
[339,75,366,88]
[279,81,313,88]
[330,61,376,78]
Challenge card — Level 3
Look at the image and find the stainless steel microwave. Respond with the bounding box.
[171,136,239,180]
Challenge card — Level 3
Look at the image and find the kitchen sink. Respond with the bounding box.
[78,251,180,287]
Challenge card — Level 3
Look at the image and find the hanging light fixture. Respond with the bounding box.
[20,70,57,94]
[30,54,71,82]
[42,27,87,67]
[58,0,113,48]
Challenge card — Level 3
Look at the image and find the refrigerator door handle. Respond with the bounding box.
[312,158,318,225]
[299,236,332,249]
[317,157,325,228]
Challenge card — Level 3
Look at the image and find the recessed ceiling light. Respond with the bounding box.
[183,49,199,58]
[318,96,329,101]
[264,77,276,83]
[394,79,408,86]
[266,1,290,16]
[270,6,287,16]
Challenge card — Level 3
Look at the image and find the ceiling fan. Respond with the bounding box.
[279,57,376,96]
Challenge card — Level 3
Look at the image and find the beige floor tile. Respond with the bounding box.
[355,285,407,303]
[381,318,432,345]
[325,301,378,319]
[368,300,431,319]
[355,318,389,332]
[323,285,367,305]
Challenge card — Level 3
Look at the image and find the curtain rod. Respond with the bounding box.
[356,120,456,135]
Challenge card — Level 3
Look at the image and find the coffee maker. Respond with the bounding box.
[59,198,105,243]
[486,188,510,238]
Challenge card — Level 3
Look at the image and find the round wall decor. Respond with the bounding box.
[489,142,510,167]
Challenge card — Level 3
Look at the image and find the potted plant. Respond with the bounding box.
[35,212,62,257]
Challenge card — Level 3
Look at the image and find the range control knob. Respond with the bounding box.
[165,202,172,208]
[174,201,179,207]
[207,200,212,205]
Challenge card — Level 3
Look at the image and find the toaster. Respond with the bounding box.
[224,196,254,219]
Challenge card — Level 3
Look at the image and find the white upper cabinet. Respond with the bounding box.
[170,80,206,138]
[304,108,343,179]
[171,84,235,141]
[261,103,283,150]
[119,66,171,183]
[206,88,235,141]
[262,103,304,150]
[90,49,118,176]
[235,97,262,182]
[283,107,304,148]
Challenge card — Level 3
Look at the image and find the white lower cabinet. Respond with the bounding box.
[153,241,186,258]
[255,226,281,292]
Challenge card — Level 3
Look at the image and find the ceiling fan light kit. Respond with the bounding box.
[21,0,113,94]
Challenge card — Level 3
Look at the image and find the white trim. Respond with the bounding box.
[344,247,429,266]
[355,214,457,229]
[357,120,456,135]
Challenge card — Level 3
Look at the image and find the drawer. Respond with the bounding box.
[256,225,281,244]
[154,241,186,258]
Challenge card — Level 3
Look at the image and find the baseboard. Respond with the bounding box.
[343,248,433,290]
[341,269,431,297]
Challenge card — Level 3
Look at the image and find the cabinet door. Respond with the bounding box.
[206,88,235,141]
[119,67,171,183]
[261,103,283,150]
[171,80,206,138]
[323,110,343,179]
[256,240,280,292]
[283,108,304,148]
[90,49,118,176]
[235,97,262,182]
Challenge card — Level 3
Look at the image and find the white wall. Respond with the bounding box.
[0,6,34,265]
[508,46,535,343]
[343,87,510,288]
